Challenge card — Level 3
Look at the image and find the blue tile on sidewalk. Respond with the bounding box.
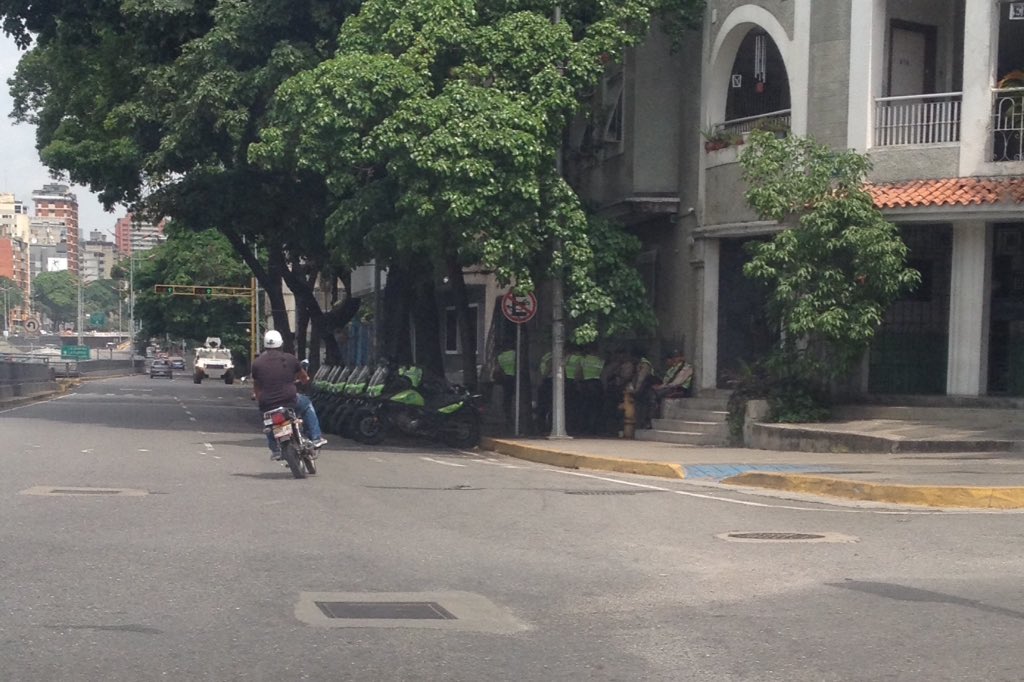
[684,464,835,481]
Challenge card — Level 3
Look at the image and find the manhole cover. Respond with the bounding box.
[315,601,456,620]
[716,531,858,544]
[730,532,824,540]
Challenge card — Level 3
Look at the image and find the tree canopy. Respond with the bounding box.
[3,0,703,366]
[131,224,253,362]
[739,131,920,389]
[31,270,77,327]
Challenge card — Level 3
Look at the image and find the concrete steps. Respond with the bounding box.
[635,395,731,447]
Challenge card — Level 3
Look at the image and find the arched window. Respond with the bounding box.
[725,29,791,123]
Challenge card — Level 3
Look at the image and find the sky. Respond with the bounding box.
[0,36,120,238]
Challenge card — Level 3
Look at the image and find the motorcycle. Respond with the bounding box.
[262,406,318,479]
[351,367,483,448]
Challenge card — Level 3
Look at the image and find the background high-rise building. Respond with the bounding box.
[82,230,116,283]
[32,183,78,274]
[0,193,31,294]
[114,213,166,255]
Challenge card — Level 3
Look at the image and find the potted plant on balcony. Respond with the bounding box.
[753,116,790,139]
[702,127,744,152]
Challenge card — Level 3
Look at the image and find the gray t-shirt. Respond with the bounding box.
[251,349,300,411]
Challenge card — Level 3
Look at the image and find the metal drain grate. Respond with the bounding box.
[727,532,825,541]
[314,601,456,620]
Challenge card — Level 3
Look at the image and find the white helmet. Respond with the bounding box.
[263,329,283,349]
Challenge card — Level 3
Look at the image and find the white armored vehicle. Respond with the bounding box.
[193,337,235,384]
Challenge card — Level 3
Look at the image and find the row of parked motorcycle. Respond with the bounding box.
[306,363,484,448]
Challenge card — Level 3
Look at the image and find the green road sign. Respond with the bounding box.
[61,345,91,360]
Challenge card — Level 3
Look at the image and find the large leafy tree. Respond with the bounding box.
[2,0,361,359]
[252,0,696,380]
[31,270,77,327]
[739,131,921,392]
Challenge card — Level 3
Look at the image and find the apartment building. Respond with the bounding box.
[32,183,79,275]
[82,230,117,283]
[573,0,1024,398]
[114,213,166,256]
[0,193,31,292]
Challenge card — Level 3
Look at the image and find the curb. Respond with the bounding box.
[751,423,1015,454]
[480,437,686,480]
[0,388,66,411]
[723,471,1024,509]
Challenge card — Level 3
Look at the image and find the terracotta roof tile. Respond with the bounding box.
[866,177,1024,209]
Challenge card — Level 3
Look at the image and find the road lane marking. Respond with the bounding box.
[421,457,467,467]
[547,469,1004,516]
[204,443,214,450]
[189,417,197,422]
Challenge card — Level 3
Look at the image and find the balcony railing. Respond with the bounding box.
[874,92,962,146]
[993,87,1024,162]
[716,109,792,137]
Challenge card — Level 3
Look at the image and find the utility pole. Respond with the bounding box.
[548,3,569,440]
[76,272,84,345]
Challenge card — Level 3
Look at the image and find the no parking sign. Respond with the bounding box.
[501,291,537,324]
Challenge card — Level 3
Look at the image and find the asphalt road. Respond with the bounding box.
[2,375,1024,681]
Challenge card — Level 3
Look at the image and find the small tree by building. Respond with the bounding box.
[736,131,920,420]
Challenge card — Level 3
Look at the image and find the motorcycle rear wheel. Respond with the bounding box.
[301,449,317,475]
[353,409,386,445]
[442,414,481,449]
[280,441,306,479]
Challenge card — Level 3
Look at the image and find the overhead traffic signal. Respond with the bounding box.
[153,284,252,299]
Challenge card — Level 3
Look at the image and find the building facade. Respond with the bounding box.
[574,0,1024,398]
[81,230,116,283]
[32,183,78,275]
[114,213,166,256]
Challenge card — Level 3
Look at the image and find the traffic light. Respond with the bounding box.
[154,285,173,295]
[196,286,214,298]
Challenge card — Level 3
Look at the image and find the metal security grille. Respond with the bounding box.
[314,602,456,620]
[869,225,952,395]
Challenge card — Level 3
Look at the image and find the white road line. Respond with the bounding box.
[189,417,196,422]
[0,392,72,414]
[548,469,997,516]
[203,443,214,450]
[420,457,467,467]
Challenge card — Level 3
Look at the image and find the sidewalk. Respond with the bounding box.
[480,435,1024,510]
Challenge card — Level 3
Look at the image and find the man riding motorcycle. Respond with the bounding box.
[251,329,327,459]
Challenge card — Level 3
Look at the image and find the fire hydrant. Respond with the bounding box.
[620,389,636,439]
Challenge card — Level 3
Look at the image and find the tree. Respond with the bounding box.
[31,270,78,327]
[0,275,24,309]
[132,225,254,365]
[252,0,696,380]
[738,131,920,402]
[3,0,362,358]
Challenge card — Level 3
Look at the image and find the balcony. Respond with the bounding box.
[874,92,962,147]
[715,109,792,138]
[993,87,1024,162]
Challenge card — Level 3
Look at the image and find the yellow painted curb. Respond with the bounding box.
[723,472,1024,509]
[480,437,686,480]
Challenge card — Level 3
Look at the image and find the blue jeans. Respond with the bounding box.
[264,394,323,453]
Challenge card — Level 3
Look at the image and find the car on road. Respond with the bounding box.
[168,356,186,370]
[150,359,173,379]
